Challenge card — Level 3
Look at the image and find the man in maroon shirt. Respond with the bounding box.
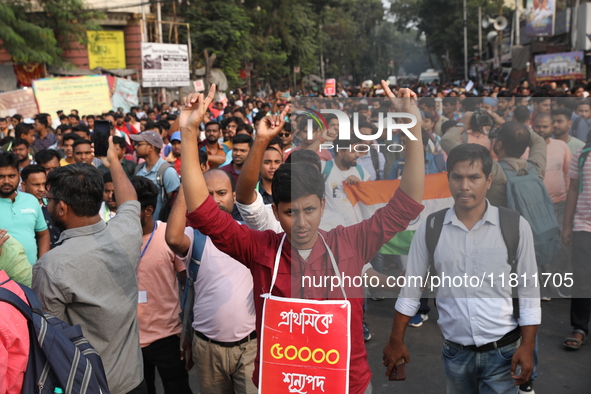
[220,134,252,183]
[178,82,425,394]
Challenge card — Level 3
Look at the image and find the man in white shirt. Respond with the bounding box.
[99,172,118,222]
[383,143,541,393]
[356,120,386,181]
[165,171,257,394]
[322,135,372,227]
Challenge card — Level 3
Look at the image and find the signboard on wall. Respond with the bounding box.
[141,43,190,87]
[0,89,39,118]
[87,31,126,69]
[534,51,585,81]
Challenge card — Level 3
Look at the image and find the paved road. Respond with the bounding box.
[157,297,591,393]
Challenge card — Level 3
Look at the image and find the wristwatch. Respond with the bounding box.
[455,122,466,130]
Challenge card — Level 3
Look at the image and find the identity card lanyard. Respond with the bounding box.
[140,221,158,259]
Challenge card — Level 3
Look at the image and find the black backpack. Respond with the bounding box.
[425,207,521,318]
[0,281,110,394]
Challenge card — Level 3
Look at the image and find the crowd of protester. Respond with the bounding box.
[1,77,591,394]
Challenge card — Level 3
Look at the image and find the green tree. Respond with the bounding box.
[389,0,504,77]
[181,0,254,87]
[0,0,101,65]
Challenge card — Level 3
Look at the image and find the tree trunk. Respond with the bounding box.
[204,49,216,94]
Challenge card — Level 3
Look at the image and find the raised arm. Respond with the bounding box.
[165,185,192,256]
[382,81,424,203]
[235,108,289,204]
[179,86,217,212]
[526,129,547,180]
[35,230,50,259]
[100,136,137,204]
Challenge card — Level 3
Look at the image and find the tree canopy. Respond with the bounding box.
[175,0,431,89]
[0,0,101,65]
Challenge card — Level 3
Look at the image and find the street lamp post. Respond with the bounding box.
[463,0,468,81]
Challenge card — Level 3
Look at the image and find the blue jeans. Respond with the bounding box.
[441,338,520,394]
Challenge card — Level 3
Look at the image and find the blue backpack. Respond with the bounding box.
[0,282,110,394]
[499,161,561,267]
[179,230,208,345]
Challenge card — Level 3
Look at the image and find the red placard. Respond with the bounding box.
[194,79,205,92]
[259,296,351,394]
[324,78,336,96]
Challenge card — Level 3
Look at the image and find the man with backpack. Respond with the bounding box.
[442,119,547,208]
[165,174,258,394]
[32,138,146,394]
[129,176,192,394]
[131,130,180,221]
[384,143,541,393]
[357,120,386,181]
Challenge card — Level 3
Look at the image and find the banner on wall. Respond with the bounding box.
[13,64,45,88]
[87,31,126,69]
[0,89,39,118]
[33,76,112,116]
[534,51,585,81]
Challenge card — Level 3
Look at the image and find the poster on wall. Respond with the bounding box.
[0,89,39,118]
[141,43,190,87]
[87,31,127,69]
[534,51,585,81]
[33,76,112,116]
[111,78,140,113]
[525,0,555,36]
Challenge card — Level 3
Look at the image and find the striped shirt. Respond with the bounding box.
[567,147,591,232]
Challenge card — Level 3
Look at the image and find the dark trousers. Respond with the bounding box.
[570,231,591,335]
[142,335,192,394]
[418,297,431,315]
[126,381,148,394]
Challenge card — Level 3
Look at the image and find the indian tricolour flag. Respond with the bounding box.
[343,172,454,255]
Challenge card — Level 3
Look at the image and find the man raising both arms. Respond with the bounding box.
[177,82,425,394]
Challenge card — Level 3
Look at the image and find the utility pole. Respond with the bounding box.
[478,6,483,86]
[478,7,482,59]
[319,24,325,83]
[156,0,165,104]
[463,0,468,81]
[498,1,503,84]
[515,0,521,46]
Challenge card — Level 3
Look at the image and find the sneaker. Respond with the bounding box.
[363,322,372,341]
[519,380,535,393]
[408,313,429,328]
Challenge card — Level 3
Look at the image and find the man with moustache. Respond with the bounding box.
[0,153,49,265]
[385,143,540,394]
[11,139,35,170]
[20,165,61,247]
[32,139,147,394]
[165,170,257,394]
[220,134,253,183]
[200,121,230,169]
